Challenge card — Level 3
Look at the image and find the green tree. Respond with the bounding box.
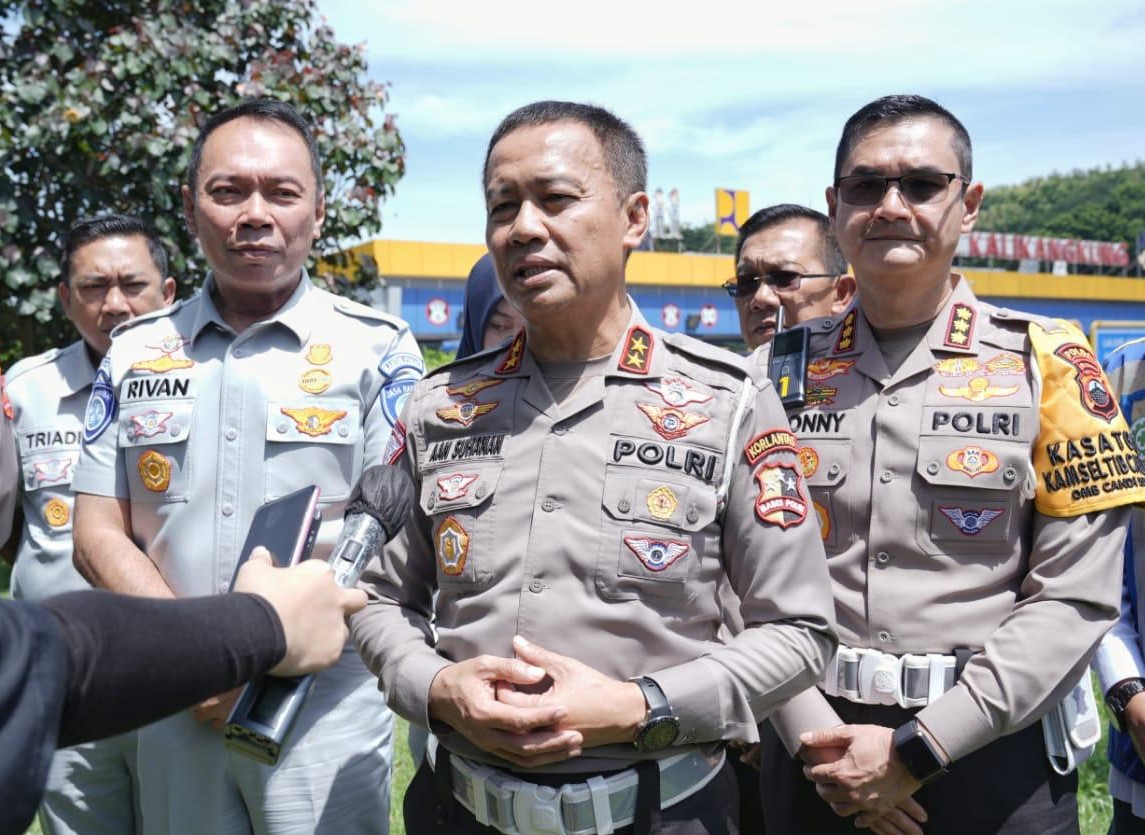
[0,0,404,367]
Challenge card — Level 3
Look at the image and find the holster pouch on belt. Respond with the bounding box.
[1041,674,1101,775]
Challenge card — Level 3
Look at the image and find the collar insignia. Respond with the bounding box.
[943,303,976,349]
[833,310,857,354]
[618,326,654,374]
[495,331,526,375]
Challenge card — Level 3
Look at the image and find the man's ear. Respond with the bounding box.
[313,190,326,241]
[961,182,984,234]
[57,280,71,312]
[161,277,176,306]
[832,274,857,315]
[825,186,838,222]
[181,184,197,238]
[622,191,650,250]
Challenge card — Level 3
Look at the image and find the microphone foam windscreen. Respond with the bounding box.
[346,465,415,540]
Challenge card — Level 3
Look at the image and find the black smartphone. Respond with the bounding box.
[227,486,322,590]
[768,326,811,408]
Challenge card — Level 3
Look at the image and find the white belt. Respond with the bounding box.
[821,645,958,708]
[425,735,724,835]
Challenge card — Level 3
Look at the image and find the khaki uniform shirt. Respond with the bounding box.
[763,277,1141,762]
[0,371,16,546]
[6,342,97,600]
[352,304,837,773]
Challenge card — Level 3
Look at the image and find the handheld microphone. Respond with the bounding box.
[224,465,414,765]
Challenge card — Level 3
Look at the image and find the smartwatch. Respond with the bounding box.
[892,720,947,785]
[632,676,680,753]
[1106,677,1145,732]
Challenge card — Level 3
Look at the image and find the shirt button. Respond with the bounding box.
[553,424,568,436]
[617,498,631,513]
[888,395,901,406]
[169,423,181,436]
[926,462,939,475]
[541,498,556,512]
[338,426,350,438]
[1003,467,1016,483]
[475,486,487,499]
[879,471,893,483]
[233,348,244,358]
[686,505,699,524]
[878,630,892,643]
[528,580,545,593]
[828,464,840,476]
[876,551,890,564]
[276,422,289,434]
[221,504,234,517]
[225,428,237,441]
[427,494,436,510]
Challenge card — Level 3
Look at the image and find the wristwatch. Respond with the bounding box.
[892,720,948,785]
[1106,677,1145,732]
[632,676,679,753]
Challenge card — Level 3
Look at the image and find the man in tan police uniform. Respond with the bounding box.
[757,94,1145,835]
[352,100,837,835]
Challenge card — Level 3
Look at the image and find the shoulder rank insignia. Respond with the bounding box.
[447,379,504,398]
[644,377,712,407]
[807,359,855,381]
[943,303,976,349]
[495,331,526,375]
[280,406,348,437]
[946,445,999,478]
[833,310,857,354]
[636,402,708,440]
[939,506,1004,536]
[618,325,653,374]
[437,400,498,427]
[623,536,689,572]
[939,377,1020,402]
[435,516,470,575]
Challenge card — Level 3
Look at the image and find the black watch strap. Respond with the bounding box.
[892,720,947,785]
[632,676,679,752]
[1106,678,1145,732]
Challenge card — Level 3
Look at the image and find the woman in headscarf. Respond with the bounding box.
[455,253,525,359]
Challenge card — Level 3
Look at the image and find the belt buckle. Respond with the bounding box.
[858,649,904,707]
[510,783,568,835]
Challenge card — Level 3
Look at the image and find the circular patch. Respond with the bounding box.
[138,450,172,492]
[299,368,332,394]
[646,486,678,521]
[44,498,70,528]
[797,447,819,478]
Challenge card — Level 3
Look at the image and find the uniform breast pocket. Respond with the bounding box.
[597,473,717,604]
[264,399,360,502]
[914,436,1025,557]
[420,463,501,590]
[797,439,850,551]
[118,400,194,502]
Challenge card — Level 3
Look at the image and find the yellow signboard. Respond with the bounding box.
[715,188,750,236]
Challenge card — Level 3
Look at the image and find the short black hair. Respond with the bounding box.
[187,98,323,195]
[60,214,169,286]
[483,101,647,199]
[734,203,848,275]
[834,94,972,182]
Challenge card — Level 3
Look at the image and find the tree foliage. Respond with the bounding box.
[976,162,1145,272]
[0,0,404,366]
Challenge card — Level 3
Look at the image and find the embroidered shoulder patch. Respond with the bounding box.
[618,326,654,374]
[943,303,976,349]
[753,461,808,528]
[495,331,526,375]
[83,359,118,444]
[743,428,797,466]
[1030,320,1145,516]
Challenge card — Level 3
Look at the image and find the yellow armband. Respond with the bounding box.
[1030,320,1145,516]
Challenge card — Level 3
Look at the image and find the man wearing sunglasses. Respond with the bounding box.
[725,204,855,351]
[758,94,1145,835]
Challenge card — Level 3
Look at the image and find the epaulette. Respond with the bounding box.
[112,298,187,335]
[660,331,748,377]
[330,294,405,330]
[983,306,1062,352]
[6,345,65,383]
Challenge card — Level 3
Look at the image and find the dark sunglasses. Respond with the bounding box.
[722,270,837,298]
[835,172,969,207]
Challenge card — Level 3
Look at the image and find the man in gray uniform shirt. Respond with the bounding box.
[72,99,421,834]
[3,214,175,835]
[352,100,837,835]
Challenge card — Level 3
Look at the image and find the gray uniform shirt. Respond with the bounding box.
[0,374,16,546]
[352,304,838,773]
[7,341,96,600]
[762,277,1136,762]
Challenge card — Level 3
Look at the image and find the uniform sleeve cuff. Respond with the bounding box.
[915,685,995,763]
[391,652,452,732]
[770,688,843,756]
[650,660,728,743]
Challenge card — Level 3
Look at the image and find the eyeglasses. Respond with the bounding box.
[722,271,837,298]
[834,172,969,207]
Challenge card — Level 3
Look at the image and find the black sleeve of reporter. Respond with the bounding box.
[42,590,287,747]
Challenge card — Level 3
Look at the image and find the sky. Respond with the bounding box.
[318,0,1145,248]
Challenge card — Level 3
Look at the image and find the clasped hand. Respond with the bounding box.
[427,635,645,768]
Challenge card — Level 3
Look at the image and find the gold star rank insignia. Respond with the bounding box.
[833,309,857,354]
[618,326,654,374]
[495,331,526,375]
[943,303,976,349]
